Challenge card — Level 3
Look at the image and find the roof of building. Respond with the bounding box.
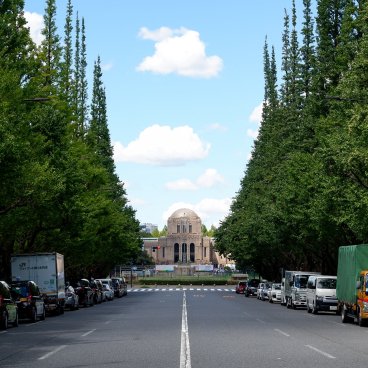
[168,208,200,220]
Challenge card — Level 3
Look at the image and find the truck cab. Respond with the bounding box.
[284,271,320,309]
[356,271,368,326]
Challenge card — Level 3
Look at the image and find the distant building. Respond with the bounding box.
[140,222,158,234]
[142,208,232,268]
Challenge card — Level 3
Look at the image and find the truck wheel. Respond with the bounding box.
[341,307,351,323]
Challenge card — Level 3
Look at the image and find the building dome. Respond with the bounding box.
[169,208,199,220]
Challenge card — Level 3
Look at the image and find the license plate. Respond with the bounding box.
[330,306,337,311]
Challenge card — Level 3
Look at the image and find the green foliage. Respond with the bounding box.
[0,0,141,280]
[216,0,368,280]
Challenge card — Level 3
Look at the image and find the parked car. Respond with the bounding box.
[95,279,106,302]
[90,279,103,304]
[245,279,259,297]
[10,280,46,322]
[235,281,248,294]
[0,281,18,329]
[260,282,271,301]
[96,279,114,301]
[268,283,282,303]
[72,279,94,307]
[64,284,79,310]
[257,282,268,299]
[111,277,127,298]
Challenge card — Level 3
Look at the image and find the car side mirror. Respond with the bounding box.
[356,281,361,289]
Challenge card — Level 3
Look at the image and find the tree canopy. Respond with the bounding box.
[0,0,142,280]
[215,0,368,280]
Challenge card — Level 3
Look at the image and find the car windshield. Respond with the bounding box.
[12,285,28,297]
[295,275,309,288]
[273,284,281,290]
[317,279,336,289]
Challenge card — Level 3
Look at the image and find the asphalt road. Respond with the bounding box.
[1,287,368,368]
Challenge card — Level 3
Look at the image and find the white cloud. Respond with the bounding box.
[247,103,263,140]
[113,124,210,166]
[208,123,227,132]
[165,168,224,191]
[102,62,114,72]
[129,197,146,206]
[138,26,174,41]
[247,129,259,139]
[249,103,263,124]
[163,197,232,228]
[165,179,197,191]
[24,11,44,46]
[196,168,224,188]
[136,27,223,78]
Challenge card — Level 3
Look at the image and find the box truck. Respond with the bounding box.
[11,253,65,314]
[337,244,368,326]
[284,270,320,309]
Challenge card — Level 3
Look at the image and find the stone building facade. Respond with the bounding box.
[142,208,232,268]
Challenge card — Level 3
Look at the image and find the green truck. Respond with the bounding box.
[337,244,368,326]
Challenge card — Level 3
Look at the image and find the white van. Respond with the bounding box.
[306,275,337,314]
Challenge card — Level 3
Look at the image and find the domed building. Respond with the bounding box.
[142,208,231,270]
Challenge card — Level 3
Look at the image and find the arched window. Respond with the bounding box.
[182,243,187,263]
[177,225,180,233]
[174,243,179,262]
[190,243,195,262]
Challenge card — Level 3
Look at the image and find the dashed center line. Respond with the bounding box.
[274,328,290,337]
[81,329,96,337]
[305,344,336,359]
[180,292,191,368]
[38,345,67,360]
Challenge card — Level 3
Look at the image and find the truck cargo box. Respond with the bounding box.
[336,244,368,304]
[11,253,65,313]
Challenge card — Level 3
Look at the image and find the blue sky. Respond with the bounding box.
[24,0,306,229]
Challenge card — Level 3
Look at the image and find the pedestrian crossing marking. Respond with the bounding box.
[128,288,235,293]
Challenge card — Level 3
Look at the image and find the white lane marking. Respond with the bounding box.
[256,318,266,324]
[274,328,290,337]
[148,288,153,291]
[305,345,336,359]
[210,288,215,291]
[38,345,67,360]
[180,292,191,368]
[105,321,111,325]
[81,329,96,337]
